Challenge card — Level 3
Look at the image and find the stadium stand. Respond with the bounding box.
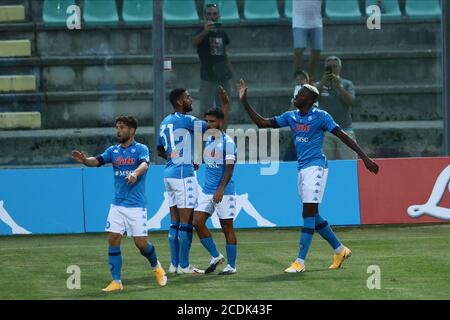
[0,1,40,130]
[43,0,75,26]
[243,0,280,23]
[0,0,444,164]
[405,0,441,19]
[164,0,199,25]
[365,0,402,20]
[325,0,362,20]
[284,0,292,20]
[122,0,153,26]
[83,0,120,26]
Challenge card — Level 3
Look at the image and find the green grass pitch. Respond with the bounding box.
[1,224,450,300]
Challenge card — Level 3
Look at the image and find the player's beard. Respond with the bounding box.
[117,133,130,143]
[183,103,193,113]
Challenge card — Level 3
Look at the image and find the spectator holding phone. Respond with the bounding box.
[192,3,237,116]
[315,56,358,160]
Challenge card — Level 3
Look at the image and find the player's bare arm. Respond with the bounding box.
[239,79,276,129]
[71,150,100,167]
[213,163,235,204]
[218,85,230,128]
[333,130,379,174]
[126,161,149,185]
[157,145,168,160]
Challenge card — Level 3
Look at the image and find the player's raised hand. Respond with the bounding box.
[72,150,87,164]
[126,172,138,185]
[218,85,230,106]
[363,157,379,174]
[239,79,248,102]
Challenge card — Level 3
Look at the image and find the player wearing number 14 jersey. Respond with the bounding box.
[157,88,229,275]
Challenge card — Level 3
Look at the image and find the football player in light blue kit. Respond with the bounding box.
[72,116,167,292]
[239,80,379,273]
[157,88,230,274]
[193,99,238,275]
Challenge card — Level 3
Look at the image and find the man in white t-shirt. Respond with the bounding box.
[292,0,323,83]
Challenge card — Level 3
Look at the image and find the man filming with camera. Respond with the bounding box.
[315,56,358,160]
[192,3,237,116]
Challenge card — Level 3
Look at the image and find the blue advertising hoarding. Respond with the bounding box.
[0,168,85,235]
[0,161,360,235]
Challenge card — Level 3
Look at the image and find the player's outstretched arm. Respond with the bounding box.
[239,79,276,129]
[334,130,379,174]
[218,85,230,129]
[71,150,100,167]
[157,146,168,160]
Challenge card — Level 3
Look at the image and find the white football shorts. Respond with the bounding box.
[164,176,199,209]
[195,190,237,220]
[297,165,329,203]
[105,204,148,237]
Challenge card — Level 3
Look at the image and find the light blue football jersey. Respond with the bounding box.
[97,140,150,208]
[272,107,340,170]
[157,112,207,179]
[203,133,237,195]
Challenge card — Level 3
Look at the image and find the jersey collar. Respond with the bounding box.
[119,140,137,149]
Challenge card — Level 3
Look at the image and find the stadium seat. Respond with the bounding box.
[83,0,119,26]
[0,40,31,57]
[405,0,441,19]
[365,0,401,20]
[0,75,36,92]
[285,0,292,20]
[243,0,280,23]
[204,0,240,24]
[0,112,41,130]
[164,0,199,25]
[0,5,25,23]
[325,0,362,21]
[43,0,76,26]
[122,0,153,25]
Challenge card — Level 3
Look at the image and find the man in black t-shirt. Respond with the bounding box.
[192,3,236,116]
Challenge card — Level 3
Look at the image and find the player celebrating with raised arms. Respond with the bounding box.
[193,87,238,275]
[239,80,379,273]
[157,88,229,274]
[72,116,167,292]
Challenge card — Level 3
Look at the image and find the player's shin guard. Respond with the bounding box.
[200,236,220,257]
[168,222,180,267]
[140,242,158,268]
[298,217,315,261]
[108,246,122,281]
[315,214,342,252]
[226,244,237,268]
[178,223,193,268]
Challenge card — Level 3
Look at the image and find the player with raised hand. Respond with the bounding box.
[239,79,379,273]
[157,88,230,275]
[192,87,238,275]
[72,115,167,292]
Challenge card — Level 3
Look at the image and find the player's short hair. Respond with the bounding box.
[302,84,319,102]
[204,107,225,119]
[294,69,309,80]
[115,115,138,130]
[169,88,187,107]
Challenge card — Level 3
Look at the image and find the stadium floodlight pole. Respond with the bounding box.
[153,0,165,164]
[442,0,450,156]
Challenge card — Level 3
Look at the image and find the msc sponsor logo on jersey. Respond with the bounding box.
[296,136,309,143]
[115,170,134,177]
[114,156,136,166]
[294,124,311,132]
